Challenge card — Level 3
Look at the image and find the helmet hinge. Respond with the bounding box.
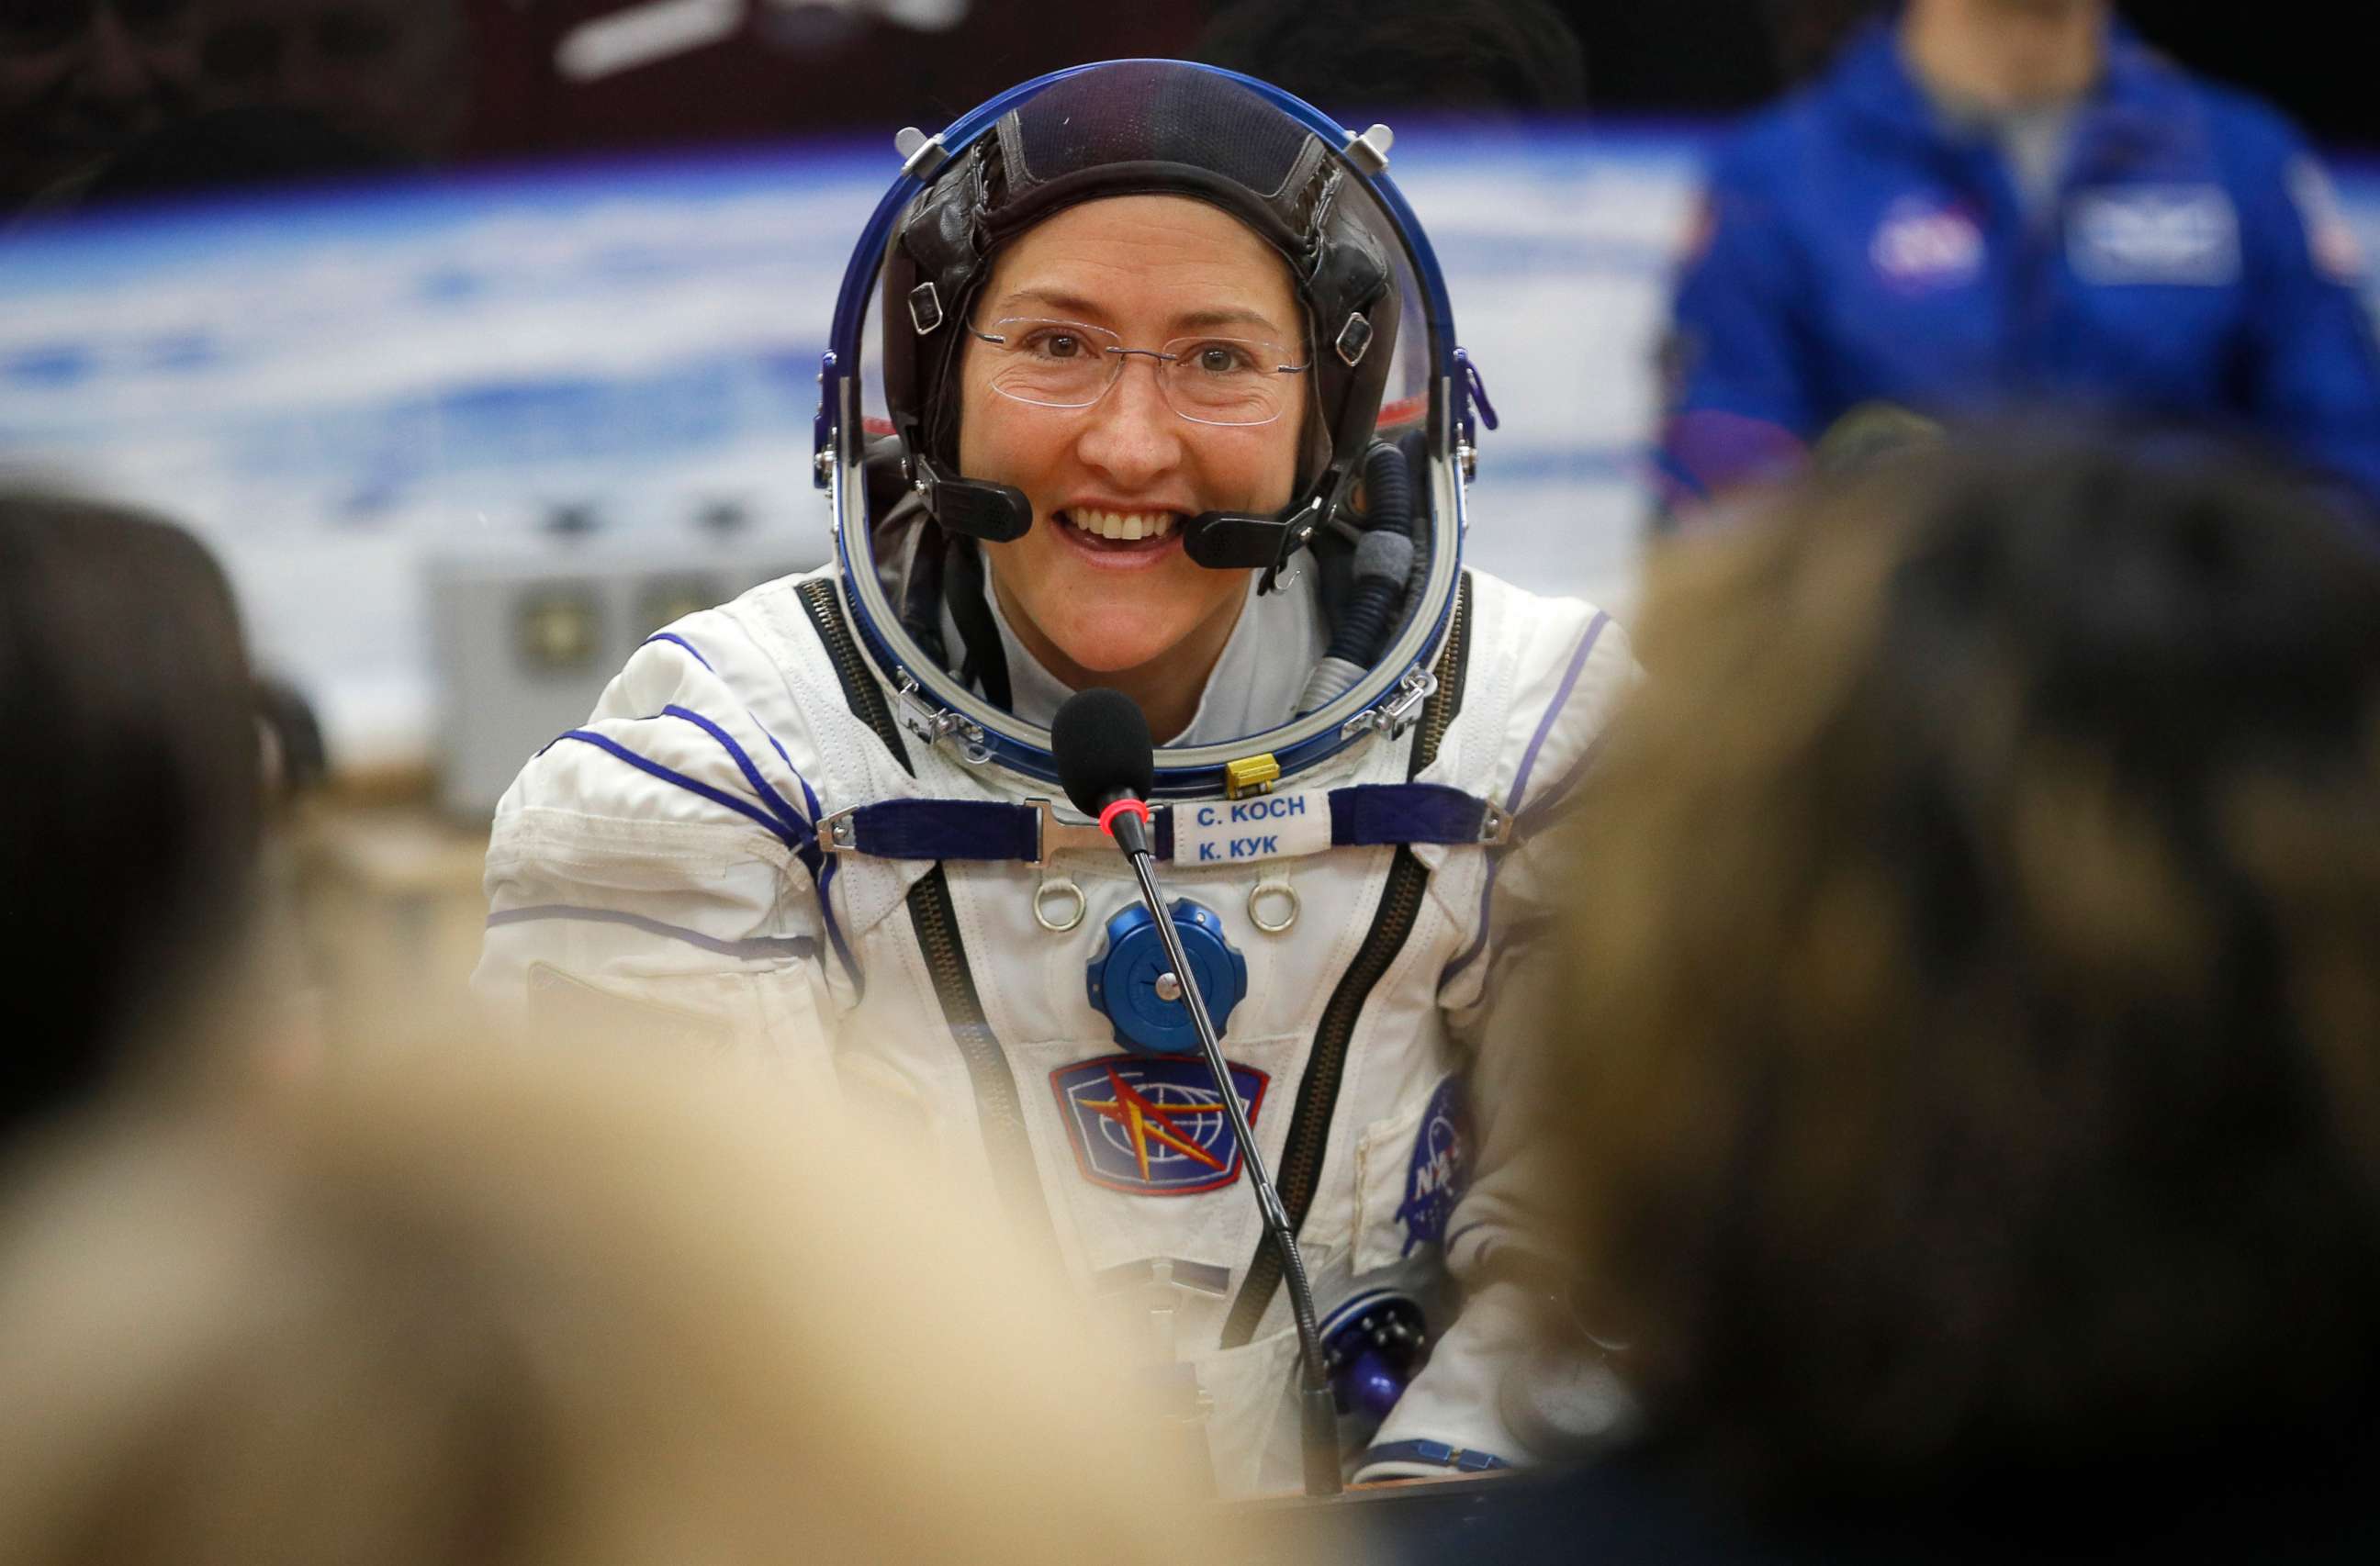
[893,127,949,179]
[908,281,945,335]
[893,670,990,763]
[1339,666,1439,743]
[1344,123,1394,174]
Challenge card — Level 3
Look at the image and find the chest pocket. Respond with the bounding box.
[2054,185,2249,405]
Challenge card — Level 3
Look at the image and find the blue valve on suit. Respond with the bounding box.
[1084,899,1248,1056]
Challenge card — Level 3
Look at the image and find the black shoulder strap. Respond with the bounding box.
[943,536,1014,711]
[1221,571,1474,1346]
[793,576,1060,1265]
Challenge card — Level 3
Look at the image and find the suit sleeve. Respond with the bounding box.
[472,627,844,1102]
[1656,142,1825,512]
[1353,597,1642,1480]
[2229,115,2380,518]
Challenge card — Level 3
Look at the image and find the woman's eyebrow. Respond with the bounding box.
[1173,306,1285,335]
[993,286,1107,319]
[987,288,1285,338]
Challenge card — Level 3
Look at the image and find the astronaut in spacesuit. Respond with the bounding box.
[475,59,1635,1493]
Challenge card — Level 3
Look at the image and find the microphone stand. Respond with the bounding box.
[1105,805,1344,1498]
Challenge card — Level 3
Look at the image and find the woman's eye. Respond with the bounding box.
[1027,333,1083,359]
[1194,344,1251,375]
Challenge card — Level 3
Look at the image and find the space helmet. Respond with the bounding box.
[813,59,1493,799]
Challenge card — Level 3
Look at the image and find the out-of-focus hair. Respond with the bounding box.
[0,1041,1216,1566]
[1763,0,1892,81]
[0,490,263,1135]
[1553,437,2380,1495]
[1193,0,1586,116]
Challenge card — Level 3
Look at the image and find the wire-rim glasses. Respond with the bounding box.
[968,318,1310,428]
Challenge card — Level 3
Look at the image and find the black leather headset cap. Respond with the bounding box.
[879,62,1402,560]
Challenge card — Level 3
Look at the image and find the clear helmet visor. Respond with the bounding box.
[818,62,1470,797]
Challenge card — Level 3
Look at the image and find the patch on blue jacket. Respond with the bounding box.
[1051,1056,1269,1197]
[2066,185,2240,285]
[1869,196,1984,290]
[1396,1076,1472,1255]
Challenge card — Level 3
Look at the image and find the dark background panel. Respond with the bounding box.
[1566,1,2371,145]
[451,3,2373,166]
[13,1,2354,205]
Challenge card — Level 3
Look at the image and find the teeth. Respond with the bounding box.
[1066,509,1177,542]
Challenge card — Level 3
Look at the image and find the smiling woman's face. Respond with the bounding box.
[957,195,1306,701]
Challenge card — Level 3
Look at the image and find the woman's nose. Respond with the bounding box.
[1073,356,1184,487]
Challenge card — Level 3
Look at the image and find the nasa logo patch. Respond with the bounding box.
[1869,197,1985,290]
[1395,1077,1472,1255]
[1051,1056,1269,1197]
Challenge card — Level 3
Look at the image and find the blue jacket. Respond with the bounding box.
[1659,20,2380,510]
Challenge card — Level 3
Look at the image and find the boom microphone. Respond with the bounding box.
[1052,686,1155,812]
[1050,688,1345,1498]
[1052,686,1157,856]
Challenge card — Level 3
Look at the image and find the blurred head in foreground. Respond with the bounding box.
[1555,436,2380,1499]
[0,1041,1211,1566]
[0,489,263,1138]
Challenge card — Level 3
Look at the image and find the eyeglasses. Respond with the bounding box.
[968,318,1309,428]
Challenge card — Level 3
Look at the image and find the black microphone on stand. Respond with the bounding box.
[1052,687,1158,855]
[1051,688,1345,1499]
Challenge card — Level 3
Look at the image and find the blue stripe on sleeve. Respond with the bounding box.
[641,632,717,672]
[487,903,816,961]
[660,704,813,844]
[552,730,801,852]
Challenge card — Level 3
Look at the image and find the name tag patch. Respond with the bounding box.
[2067,185,2240,285]
[1173,789,1332,866]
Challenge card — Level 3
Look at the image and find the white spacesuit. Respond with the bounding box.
[475,60,1636,1494]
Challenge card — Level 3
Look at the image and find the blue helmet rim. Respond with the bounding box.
[814,60,1474,797]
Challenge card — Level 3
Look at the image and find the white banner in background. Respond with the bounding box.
[6,136,2376,766]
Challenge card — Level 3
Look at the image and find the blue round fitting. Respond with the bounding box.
[1320,1292,1431,1422]
[1084,898,1247,1057]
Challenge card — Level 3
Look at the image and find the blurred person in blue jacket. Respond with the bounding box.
[1656,0,2380,518]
